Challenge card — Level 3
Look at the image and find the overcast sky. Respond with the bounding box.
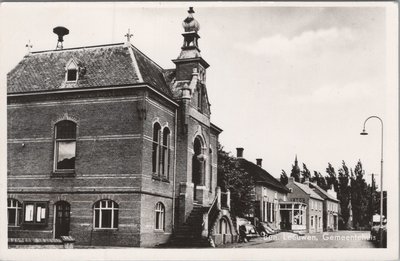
[0,2,397,190]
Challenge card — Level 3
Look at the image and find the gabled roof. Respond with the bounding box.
[236,158,290,193]
[7,43,172,98]
[293,181,324,201]
[308,182,339,202]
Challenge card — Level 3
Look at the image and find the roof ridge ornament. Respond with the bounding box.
[25,40,33,54]
[182,7,200,32]
[125,28,133,43]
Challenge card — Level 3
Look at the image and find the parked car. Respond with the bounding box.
[256,222,276,237]
[239,223,259,242]
[371,215,387,247]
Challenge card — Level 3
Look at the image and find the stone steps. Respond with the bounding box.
[164,205,210,248]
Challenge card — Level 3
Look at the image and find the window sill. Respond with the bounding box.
[154,229,165,233]
[52,170,75,178]
[93,228,118,231]
[152,175,170,183]
[22,223,47,227]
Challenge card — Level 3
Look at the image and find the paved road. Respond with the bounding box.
[218,231,377,248]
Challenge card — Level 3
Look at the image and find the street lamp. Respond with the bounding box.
[360,116,384,248]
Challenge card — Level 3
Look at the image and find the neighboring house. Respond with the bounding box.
[7,8,236,247]
[285,177,324,233]
[307,182,339,231]
[234,148,290,229]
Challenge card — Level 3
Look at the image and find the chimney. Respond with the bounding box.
[256,158,262,167]
[304,178,310,184]
[288,177,294,183]
[236,147,244,158]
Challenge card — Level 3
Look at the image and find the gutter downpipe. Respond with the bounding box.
[172,107,178,232]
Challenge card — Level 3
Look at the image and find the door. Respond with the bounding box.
[192,137,203,201]
[55,201,70,238]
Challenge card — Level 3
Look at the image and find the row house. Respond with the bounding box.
[285,177,324,233]
[234,148,290,229]
[307,182,339,231]
[7,8,236,247]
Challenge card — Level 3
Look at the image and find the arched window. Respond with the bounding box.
[8,199,22,226]
[155,202,165,230]
[161,127,170,179]
[152,123,161,174]
[94,200,119,229]
[54,120,76,171]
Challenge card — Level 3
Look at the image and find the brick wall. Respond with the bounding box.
[7,88,178,247]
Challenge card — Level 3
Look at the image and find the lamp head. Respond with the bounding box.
[360,129,368,135]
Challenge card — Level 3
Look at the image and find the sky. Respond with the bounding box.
[0,2,397,191]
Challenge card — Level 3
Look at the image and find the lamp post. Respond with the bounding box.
[360,116,384,248]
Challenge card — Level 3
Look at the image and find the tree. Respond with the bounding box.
[217,143,254,217]
[290,155,301,182]
[350,160,370,229]
[280,170,288,185]
[325,163,338,191]
[337,161,351,229]
[301,163,311,182]
[311,171,328,190]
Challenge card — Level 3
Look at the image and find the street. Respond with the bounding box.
[218,231,377,248]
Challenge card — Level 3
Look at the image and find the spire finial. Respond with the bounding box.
[25,40,33,54]
[125,28,133,43]
[188,7,195,14]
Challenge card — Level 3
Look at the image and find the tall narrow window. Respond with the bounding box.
[209,148,213,192]
[160,128,170,178]
[155,202,165,230]
[8,199,22,226]
[54,120,76,171]
[94,200,119,229]
[197,85,203,111]
[152,123,161,174]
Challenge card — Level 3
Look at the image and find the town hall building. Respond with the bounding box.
[7,8,236,247]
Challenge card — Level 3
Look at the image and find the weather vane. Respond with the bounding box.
[25,40,33,54]
[125,28,133,43]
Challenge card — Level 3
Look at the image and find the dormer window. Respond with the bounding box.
[67,69,77,81]
[65,59,79,83]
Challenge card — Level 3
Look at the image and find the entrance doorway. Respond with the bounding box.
[192,137,203,201]
[280,210,291,230]
[54,201,70,238]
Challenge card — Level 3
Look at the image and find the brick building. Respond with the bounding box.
[7,8,235,247]
[233,148,290,229]
[285,177,324,233]
[308,182,339,231]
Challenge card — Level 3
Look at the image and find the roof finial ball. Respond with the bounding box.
[182,7,200,32]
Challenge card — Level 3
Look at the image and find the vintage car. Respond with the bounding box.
[256,222,276,237]
[239,223,259,242]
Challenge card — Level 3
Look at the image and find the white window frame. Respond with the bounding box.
[8,199,22,227]
[93,200,118,229]
[152,123,161,174]
[54,120,77,172]
[161,127,171,179]
[155,202,165,231]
